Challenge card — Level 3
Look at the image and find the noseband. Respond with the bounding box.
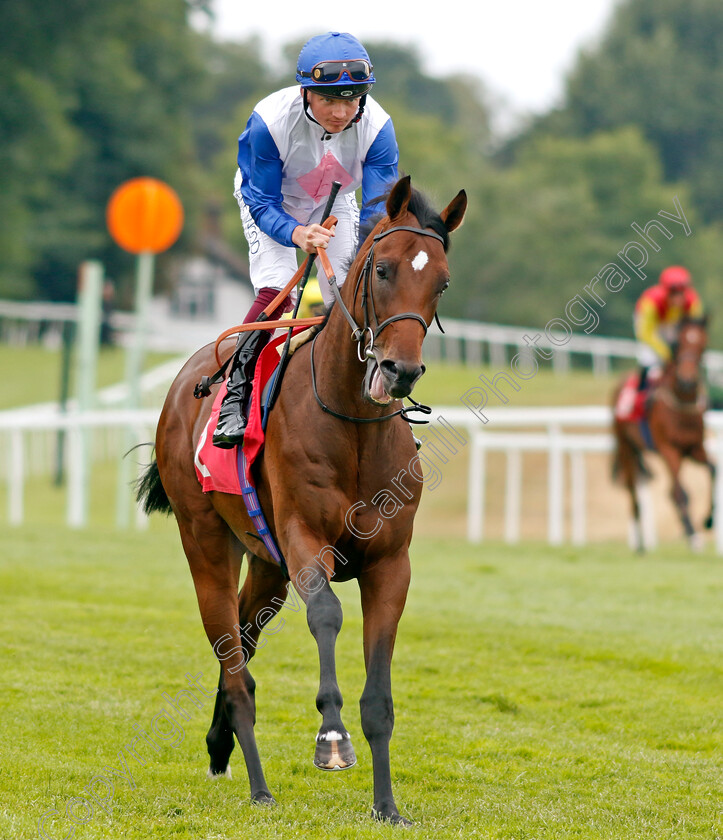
[311,224,444,424]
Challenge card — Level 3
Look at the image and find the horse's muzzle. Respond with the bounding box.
[379,359,426,399]
[676,376,698,394]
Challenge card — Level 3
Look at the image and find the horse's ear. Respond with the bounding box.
[440,189,467,232]
[386,175,412,221]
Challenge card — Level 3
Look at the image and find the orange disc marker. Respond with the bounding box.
[107,177,184,254]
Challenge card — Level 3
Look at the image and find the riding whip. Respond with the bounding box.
[265,180,342,410]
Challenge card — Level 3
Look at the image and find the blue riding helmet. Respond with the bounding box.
[297,32,375,99]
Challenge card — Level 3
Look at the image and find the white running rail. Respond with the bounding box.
[3,399,723,553]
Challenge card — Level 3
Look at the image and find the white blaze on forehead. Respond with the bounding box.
[411,250,429,272]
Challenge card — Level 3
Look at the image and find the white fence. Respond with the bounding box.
[4,299,723,376]
[0,358,185,528]
[3,401,723,553]
[433,405,723,553]
[1,408,159,528]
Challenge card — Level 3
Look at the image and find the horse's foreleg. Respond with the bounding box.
[305,575,357,770]
[178,521,275,804]
[689,443,716,530]
[705,460,716,530]
[659,445,697,545]
[358,553,411,825]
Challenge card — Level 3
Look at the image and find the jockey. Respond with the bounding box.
[616,265,703,419]
[634,265,704,391]
[213,31,399,448]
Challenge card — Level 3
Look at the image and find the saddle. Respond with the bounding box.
[194,325,315,494]
[615,372,648,423]
[193,328,316,577]
[615,372,656,450]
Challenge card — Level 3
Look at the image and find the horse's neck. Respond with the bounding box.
[661,361,701,403]
[313,303,366,402]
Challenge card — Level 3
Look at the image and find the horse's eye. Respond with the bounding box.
[375,264,387,279]
[439,280,450,295]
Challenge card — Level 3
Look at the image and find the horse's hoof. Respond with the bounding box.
[689,532,705,552]
[206,764,232,780]
[314,730,356,770]
[372,807,413,826]
[251,791,276,807]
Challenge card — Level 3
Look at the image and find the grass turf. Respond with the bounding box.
[1,344,179,411]
[1,524,720,839]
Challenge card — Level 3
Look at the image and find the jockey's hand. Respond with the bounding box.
[292,223,335,254]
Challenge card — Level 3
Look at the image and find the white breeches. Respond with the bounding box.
[636,343,664,371]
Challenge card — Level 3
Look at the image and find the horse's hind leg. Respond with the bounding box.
[614,431,645,552]
[205,553,289,778]
[177,518,274,804]
[205,664,261,782]
[206,668,233,778]
[358,552,412,825]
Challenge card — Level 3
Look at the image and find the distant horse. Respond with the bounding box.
[137,176,466,823]
[612,317,714,550]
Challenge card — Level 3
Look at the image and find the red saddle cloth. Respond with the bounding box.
[194,331,291,493]
[615,373,648,423]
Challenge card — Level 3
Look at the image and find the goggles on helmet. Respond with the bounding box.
[300,59,373,84]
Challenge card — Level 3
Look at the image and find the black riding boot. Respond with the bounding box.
[213,330,269,449]
[637,366,649,392]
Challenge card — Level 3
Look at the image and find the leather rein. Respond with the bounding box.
[311,224,445,424]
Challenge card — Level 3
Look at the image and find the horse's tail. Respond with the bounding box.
[136,458,173,516]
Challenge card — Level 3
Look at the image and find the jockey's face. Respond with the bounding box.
[668,287,686,306]
[306,89,361,133]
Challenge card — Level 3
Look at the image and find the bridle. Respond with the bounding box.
[671,348,704,399]
[330,224,444,358]
[311,224,445,424]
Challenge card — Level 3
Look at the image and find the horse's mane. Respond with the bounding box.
[680,314,708,329]
[669,314,708,361]
[362,186,450,251]
[340,183,451,278]
[311,183,451,335]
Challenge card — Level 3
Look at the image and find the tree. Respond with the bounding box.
[528,0,723,222]
[0,0,205,302]
[444,127,720,340]
[191,34,268,168]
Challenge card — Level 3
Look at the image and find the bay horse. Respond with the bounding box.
[136,176,467,823]
[612,317,715,551]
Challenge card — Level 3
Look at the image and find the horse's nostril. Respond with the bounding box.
[379,360,398,379]
[678,377,697,392]
[379,360,424,395]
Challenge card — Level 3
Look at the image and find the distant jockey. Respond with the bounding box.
[616,266,703,418]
